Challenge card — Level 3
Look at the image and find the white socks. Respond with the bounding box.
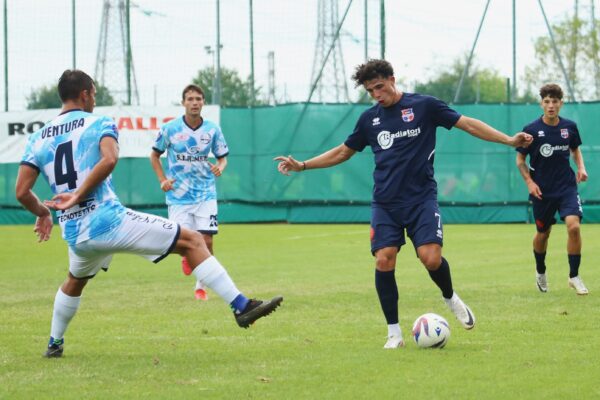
[192,256,240,304]
[50,288,81,340]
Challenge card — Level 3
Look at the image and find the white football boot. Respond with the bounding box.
[444,293,475,330]
[383,334,405,349]
[536,273,548,293]
[568,276,589,295]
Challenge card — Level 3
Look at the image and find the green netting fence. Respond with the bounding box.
[1,102,599,224]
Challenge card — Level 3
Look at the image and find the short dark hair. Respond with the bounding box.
[57,69,95,102]
[351,59,394,87]
[539,84,563,100]
[182,84,204,100]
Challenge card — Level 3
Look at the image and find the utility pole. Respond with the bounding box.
[215,0,222,105]
[3,0,7,111]
[72,0,76,68]
[268,51,276,105]
[249,0,255,105]
[511,0,516,102]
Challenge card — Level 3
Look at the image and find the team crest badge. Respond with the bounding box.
[560,129,569,139]
[401,108,414,122]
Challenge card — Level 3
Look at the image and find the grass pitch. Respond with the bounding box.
[1,223,599,399]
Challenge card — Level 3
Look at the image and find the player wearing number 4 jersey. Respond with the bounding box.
[150,84,229,301]
[16,69,282,358]
[275,59,533,349]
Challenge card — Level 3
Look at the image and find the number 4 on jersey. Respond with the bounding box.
[54,141,78,189]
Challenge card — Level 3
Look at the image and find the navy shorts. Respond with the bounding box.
[370,199,443,254]
[532,191,582,232]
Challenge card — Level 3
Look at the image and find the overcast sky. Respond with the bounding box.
[1,0,582,110]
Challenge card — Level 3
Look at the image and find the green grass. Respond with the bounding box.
[1,224,599,399]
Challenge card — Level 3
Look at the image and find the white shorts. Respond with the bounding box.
[168,200,218,235]
[68,209,180,279]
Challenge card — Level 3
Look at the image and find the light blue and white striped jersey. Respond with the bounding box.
[20,109,125,246]
[152,116,229,205]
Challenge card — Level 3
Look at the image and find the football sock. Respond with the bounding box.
[50,288,81,341]
[195,280,205,291]
[534,251,547,274]
[192,256,247,311]
[375,269,399,325]
[387,323,402,338]
[428,257,454,299]
[568,254,581,278]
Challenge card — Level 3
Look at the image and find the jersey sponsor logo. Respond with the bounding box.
[560,129,569,139]
[376,127,421,150]
[372,117,380,126]
[401,108,414,122]
[539,143,569,157]
[176,153,208,162]
[537,130,545,137]
[57,199,97,223]
[200,132,211,144]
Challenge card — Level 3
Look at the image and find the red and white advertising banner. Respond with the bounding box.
[0,105,220,163]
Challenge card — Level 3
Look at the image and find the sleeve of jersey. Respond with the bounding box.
[213,127,229,158]
[344,114,368,152]
[570,123,582,149]
[429,96,461,129]
[152,128,167,154]
[99,117,119,143]
[20,135,40,171]
[515,125,531,155]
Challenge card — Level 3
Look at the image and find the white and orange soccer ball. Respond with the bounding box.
[412,313,451,348]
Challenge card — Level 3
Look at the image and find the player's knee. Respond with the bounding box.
[567,224,580,238]
[375,252,395,270]
[419,254,441,270]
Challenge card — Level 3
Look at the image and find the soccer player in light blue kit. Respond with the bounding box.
[15,70,282,358]
[150,84,227,301]
[275,60,533,349]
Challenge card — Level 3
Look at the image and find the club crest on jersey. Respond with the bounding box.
[537,130,545,137]
[561,129,569,139]
[401,108,414,122]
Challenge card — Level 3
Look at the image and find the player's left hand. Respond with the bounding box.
[34,213,53,242]
[511,132,534,148]
[577,168,588,183]
[208,161,223,177]
[44,192,80,211]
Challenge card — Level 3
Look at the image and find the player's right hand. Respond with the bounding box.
[527,181,542,200]
[160,178,175,192]
[34,214,53,242]
[274,155,302,176]
[44,192,81,211]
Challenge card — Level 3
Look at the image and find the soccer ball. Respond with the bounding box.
[412,313,451,349]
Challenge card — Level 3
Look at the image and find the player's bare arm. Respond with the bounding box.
[455,116,533,148]
[15,165,53,242]
[45,137,119,211]
[274,143,356,176]
[570,147,588,183]
[150,149,175,191]
[515,152,542,199]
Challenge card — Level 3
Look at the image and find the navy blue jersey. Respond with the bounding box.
[344,93,461,206]
[516,116,581,198]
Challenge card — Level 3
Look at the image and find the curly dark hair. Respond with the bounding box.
[351,59,394,87]
[539,84,563,100]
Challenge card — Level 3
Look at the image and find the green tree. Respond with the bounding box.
[192,67,265,107]
[26,84,115,109]
[523,13,600,101]
[414,56,508,104]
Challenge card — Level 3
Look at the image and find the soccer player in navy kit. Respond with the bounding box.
[516,84,589,295]
[275,59,533,349]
